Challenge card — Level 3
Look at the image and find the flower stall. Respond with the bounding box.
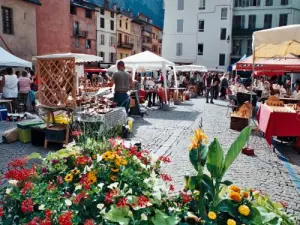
[0,127,297,224]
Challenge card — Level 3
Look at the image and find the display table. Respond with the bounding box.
[279,97,299,104]
[257,104,300,146]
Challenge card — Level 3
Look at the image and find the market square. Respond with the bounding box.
[0,0,300,224]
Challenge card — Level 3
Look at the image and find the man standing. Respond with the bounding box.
[205,73,214,104]
[110,61,133,112]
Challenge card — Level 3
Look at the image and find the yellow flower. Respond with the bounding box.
[110,175,117,182]
[102,151,113,160]
[242,191,249,199]
[188,137,198,151]
[230,185,241,193]
[72,169,80,175]
[111,167,120,173]
[227,219,236,225]
[92,155,97,160]
[194,129,208,144]
[229,191,242,202]
[87,171,97,185]
[64,174,73,183]
[208,211,216,220]
[238,205,250,216]
[120,159,127,166]
[108,153,116,160]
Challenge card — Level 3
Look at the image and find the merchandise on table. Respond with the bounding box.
[266,96,284,107]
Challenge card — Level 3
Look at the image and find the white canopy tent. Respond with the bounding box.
[176,65,207,73]
[34,53,103,64]
[0,47,32,68]
[116,51,179,102]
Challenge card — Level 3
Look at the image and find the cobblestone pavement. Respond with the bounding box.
[1,97,300,217]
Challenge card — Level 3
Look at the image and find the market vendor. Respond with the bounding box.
[110,61,134,112]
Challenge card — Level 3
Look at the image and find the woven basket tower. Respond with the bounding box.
[37,58,77,108]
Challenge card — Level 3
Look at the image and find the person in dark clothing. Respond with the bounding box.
[213,74,221,99]
[205,73,214,104]
[220,74,229,99]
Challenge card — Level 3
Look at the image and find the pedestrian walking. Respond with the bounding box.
[220,74,229,99]
[213,74,220,99]
[205,73,214,104]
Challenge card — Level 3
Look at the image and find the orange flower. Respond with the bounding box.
[242,192,249,199]
[229,185,241,193]
[229,191,241,202]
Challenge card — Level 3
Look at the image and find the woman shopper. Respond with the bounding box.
[2,68,18,112]
[220,74,229,99]
[18,71,33,112]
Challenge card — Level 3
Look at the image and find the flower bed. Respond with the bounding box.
[0,128,297,225]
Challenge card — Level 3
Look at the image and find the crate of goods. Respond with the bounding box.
[31,124,47,146]
[0,106,7,121]
[17,120,45,143]
[45,125,67,143]
[230,116,249,131]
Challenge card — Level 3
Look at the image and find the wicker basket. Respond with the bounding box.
[230,116,249,131]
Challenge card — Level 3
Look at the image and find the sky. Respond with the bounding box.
[88,0,164,28]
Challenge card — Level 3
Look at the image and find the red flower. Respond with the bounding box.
[57,176,63,184]
[79,175,91,190]
[137,196,150,208]
[75,156,91,166]
[84,219,95,225]
[158,156,171,163]
[116,197,128,208]
[21,198,34,213]
[5,167,36,181]
[45,209,52,218]
[21,181,34,195]
[0,207,3,217]
[160,174,172,182]
[180,192,192,203]
[279,200,289,208]
[58,211,73,225]
[73,192,88,204]
[8,157,28,169]
[72,131,82,137]
[104,191,115,204]
[169,184,175,192]
[47,183,56,190]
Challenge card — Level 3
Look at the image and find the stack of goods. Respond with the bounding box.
[79,97,117,116]
[230,103,252,131]
[266,96,284,107]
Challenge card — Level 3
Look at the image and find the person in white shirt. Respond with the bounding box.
[2,68,18,112]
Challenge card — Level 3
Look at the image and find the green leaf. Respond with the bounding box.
[188,176,198,191]
[28,152,42,160]
[189,144,208,171]
[151,209,178,225]
[216,199,237,217]
[104,205,130,225]
[220,180,233,186]
[201,174,215,197]
[223,126,251,174]
[207,139,224,180]
[255,206,279,224]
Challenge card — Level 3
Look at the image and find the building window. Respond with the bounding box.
[281,0,288,5]
[110,20,114,30]
[198,44,203,55]
[279,14,288,26]
[177,19,183,33]
[247,39,252,55]
[86,39,91,49]
[100,52,105,60]
[248,15,256,29]
[100,8,105,15]
[235,0,261,7]
[87,24,91,33]
[86,9,92,19]
[265,0,273,6]
[219,54,225,66]
[126,22,128,30]
[119,20,122,28]
[100,18,105,28]
[221,8,228,20]
[111,11,114,18]
[233,15,245,29]
[110,53,115,63]
[232,39,242,55]
[198,20,204,32]
[75,38,79,48]
[1,7,13,35]
[176,43,183,56]
[264,14,272,28]
[110,36,115,46]
[120,53,123,59]
[73,21,79,35]
[159,48,161,55]
[100,34,105,45]
[70,5,76,15]
[178,0,184,10]
[220,28,226,40]
[199,0,205,10]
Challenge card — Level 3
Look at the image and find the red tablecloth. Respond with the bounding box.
[139,88,167,103]
[257,104,300,145]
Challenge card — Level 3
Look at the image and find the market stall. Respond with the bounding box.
[0,47,32,68]
[254,25,300,148]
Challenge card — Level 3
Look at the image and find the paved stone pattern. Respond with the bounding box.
[0,98,300,218]
[132,99,300,218]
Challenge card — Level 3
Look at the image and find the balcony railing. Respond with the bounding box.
[142,42,152,48]
[232,28,263,36]
[117,42,134,49]
[73,30,88,38]
[142,30,151,37]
